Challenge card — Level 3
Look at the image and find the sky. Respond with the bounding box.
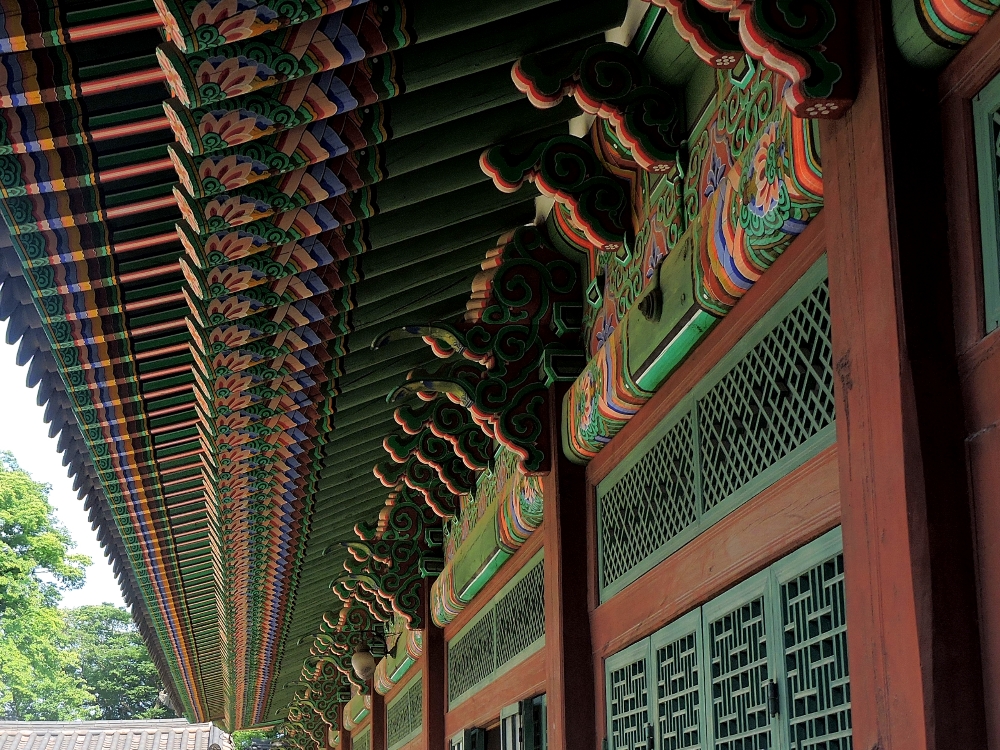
[0,317,126,609]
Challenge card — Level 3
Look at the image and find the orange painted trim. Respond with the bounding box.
[67,12,163,42]
[444,646,547,735]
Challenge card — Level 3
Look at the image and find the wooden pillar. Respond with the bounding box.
[542,382,595,750]
[422,580,446,750]
[340,704,352,750]
[371,687,387,750]
[822,0,986,748]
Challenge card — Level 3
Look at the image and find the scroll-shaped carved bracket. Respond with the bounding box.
[513,42,685,172]
[286,699,329,750]
[372,456,461,518]
[301,660,353,729]
[355,485,444,547]
[375,226,583,475]
[382,427,479,496]
[481,136,630,253]
[335,539,441,629]
[307,595,391,692]
[647,0,852,118]
[393,397,494,472]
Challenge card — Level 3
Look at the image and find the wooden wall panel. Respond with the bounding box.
[443,648,547,737]
[823,0,986,747]
[939,10,1000,747]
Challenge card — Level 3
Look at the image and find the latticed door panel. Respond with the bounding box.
[652,610,704,750]
[705,580,774,750]
[599,413,698,594]
[354,728,371,750]
[607,641,652,750]
[603,531,851,750]
[774,539,852,750]
[698,279,834,512]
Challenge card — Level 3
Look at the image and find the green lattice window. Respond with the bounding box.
[354,726,371,750]
[605,529,851,750]
[447,553,545,709]
[974,73,1000,333]
[387,672,423,750]
[597,259,835,601]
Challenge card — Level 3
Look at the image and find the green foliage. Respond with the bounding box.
[0,600,96,720]
[0,451,89,614]
[0,454,94,719]
[232,726,280,750]
[66,604,178,720]
[0,454,173,721]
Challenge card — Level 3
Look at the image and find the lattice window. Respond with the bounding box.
[654,613,702,750]
[494,561,546,665]
[597,262,834,601]
[699,279,834,511]
[604,530,851,750]
[600,414,697,591]
[448,610,497,702]
[387,673,423,750]
[608,651,650,750]
[779,554,851,750]
[354,728,371,750]
[448,555,546,707]
[708,596,772,750]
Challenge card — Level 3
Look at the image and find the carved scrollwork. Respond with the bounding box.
[513,42,685,172]
[375,225,583,475]
[481,136,630,253]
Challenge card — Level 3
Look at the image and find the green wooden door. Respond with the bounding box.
[604,529,851,750]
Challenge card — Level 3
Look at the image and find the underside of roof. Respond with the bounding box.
[2,0,989,739]
[0,0,628,729]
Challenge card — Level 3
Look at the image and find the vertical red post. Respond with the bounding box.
[340,704,352,750]
[542,383,595,750]
[370,687,387,750]
[422,580,446,750]
[822,0,985,747]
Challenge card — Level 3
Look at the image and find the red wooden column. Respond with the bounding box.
[370,687,387,750]
[541,382,595,750]
[421,580,446,750]
[340,704,352,750]
[822,0,986,748]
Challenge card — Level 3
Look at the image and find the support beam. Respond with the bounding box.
[371,692,387,750]
[421,581,446,750]
[822,0,986,748]
[542,383,594,750]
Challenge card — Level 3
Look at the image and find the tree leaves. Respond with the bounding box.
[0,454,174,721]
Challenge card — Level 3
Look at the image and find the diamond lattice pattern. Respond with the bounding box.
[699,281,834,510]
[599,278,834,597]
[600,415,697,589]
[447,558,545,703]
[387,675,423,750]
